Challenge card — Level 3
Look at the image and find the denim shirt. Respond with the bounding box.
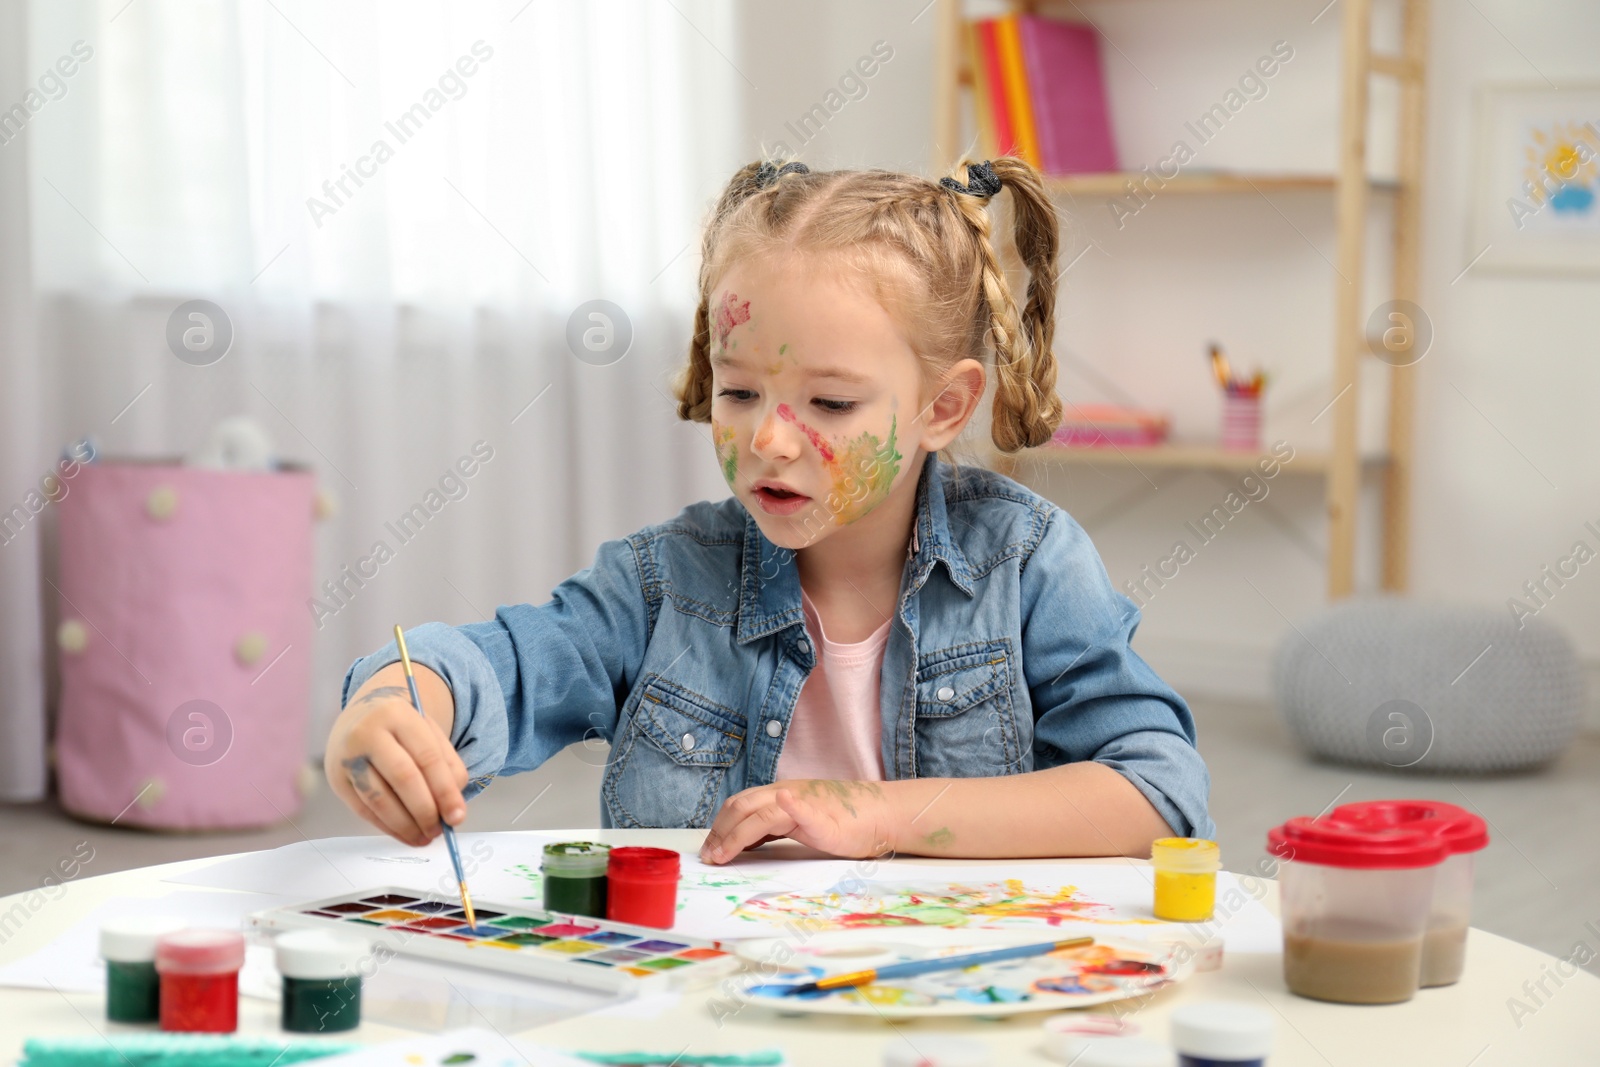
[341,451,1215,840]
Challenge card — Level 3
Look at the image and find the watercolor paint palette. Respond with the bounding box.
[730,929,1192,1017]
[248,886,737,994]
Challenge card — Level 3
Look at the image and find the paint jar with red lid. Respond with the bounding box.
[1326,799,1489,987]
[606,846,681,929]
[154,928,245,1032]
[1267,816,1446,1004]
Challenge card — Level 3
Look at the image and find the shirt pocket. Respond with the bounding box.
[603,674,745,828]
[913,639,1022,777]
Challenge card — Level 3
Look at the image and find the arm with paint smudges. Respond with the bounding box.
[876,766,1175,859]
[326,661,467,848]
[701,767,1169,862]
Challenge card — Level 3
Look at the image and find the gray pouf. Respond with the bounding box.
[1272,596,1586,772]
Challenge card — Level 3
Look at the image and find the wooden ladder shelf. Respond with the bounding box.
[932,0,1430,599]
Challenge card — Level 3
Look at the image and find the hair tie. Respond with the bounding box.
[940,160,1002,199]
[757,160,810,188]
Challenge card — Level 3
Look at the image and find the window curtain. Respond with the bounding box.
[0,0,740,800]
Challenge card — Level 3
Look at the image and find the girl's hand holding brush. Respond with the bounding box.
[325,657,468,848]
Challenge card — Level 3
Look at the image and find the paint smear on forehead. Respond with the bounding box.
[714,291,751,347]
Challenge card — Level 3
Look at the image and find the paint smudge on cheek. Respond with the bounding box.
[824,415,902,525]
[713,292,751,347]
[776,403,834,462]
[711,419,738,486]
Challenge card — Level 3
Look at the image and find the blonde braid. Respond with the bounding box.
[948,159,1064,453]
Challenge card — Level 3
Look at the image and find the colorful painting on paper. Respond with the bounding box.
[1472,87,1600,272]
[1518,119,1600,231]
[729,876,1162,933]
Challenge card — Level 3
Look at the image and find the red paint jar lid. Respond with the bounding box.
[155,928,246,974]
[607,846,681,879]
[1325,799,1489,854]
[1267,816,1447,869]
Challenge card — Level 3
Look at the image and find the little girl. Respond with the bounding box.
[326,156,1214,864]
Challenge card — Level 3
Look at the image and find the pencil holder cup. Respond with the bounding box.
[1220,392,1263,451]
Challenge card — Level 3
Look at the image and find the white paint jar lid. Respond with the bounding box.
[100,916,187,962]
[274,929,367,980]
[1171,1002,1274,1059]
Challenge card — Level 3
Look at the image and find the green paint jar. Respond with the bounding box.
[274,930,365,1033]
[101,916,186,1023]
[542,841,611,917]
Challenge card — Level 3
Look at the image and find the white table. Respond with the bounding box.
[0,829,1594,1064]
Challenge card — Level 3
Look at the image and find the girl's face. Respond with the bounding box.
[707,256,933,550]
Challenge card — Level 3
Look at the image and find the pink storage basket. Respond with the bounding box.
[53,460,316,830]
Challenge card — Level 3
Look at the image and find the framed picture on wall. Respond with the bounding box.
[1471,84,1600,273]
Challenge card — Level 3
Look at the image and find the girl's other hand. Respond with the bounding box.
[699,779,894,863]
[324,662,467,847]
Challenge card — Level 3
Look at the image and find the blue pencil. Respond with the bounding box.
[394,624,477,930]
[781,935,1095,996]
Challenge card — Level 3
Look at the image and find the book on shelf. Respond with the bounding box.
[1051,404,1170,449]
[967,13,1119,175]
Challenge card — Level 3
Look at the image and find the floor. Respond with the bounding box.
[2,697,1596,975]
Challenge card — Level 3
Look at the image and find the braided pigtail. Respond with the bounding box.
[674,159,811,422]
[945,157,1064,453]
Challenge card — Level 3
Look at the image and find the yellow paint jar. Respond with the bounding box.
[1151,837,1221,921]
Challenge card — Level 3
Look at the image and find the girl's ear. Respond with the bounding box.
[917,358,986,450]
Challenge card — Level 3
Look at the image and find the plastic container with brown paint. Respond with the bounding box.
[1267,816,1446,1004]
[1325,799,1490,987]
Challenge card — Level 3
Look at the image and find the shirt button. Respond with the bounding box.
[766,719,783,738]
[681,733,696,751]
[796,638,811,655]
[936,685,956,702]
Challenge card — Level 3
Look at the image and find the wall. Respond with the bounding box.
[737,0,1600,723]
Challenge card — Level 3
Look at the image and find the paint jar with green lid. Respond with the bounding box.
[274,930,365,1033]
[542,841,611,917]
[101,916,187,1023]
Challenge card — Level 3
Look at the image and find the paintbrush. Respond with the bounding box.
[780,935,1095,997]
[1208,341,1231,389]
[393,623,478,930]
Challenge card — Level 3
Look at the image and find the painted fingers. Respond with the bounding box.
[326,686,469,847]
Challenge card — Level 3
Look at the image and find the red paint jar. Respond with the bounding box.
[155,928,245,1032]
[606,847,681,929]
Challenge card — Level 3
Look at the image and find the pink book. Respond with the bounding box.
[1018,15,1119,174]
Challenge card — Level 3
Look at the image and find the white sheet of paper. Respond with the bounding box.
[0,890,285,994]
[162,831,829,906]
[166,834,1279,954]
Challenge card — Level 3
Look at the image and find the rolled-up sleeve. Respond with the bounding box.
[340,535,653,800]
[1019,509,1215,840]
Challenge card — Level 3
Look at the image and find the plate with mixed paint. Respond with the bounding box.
[248,886,737,995]
[729,929,1189,1017]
